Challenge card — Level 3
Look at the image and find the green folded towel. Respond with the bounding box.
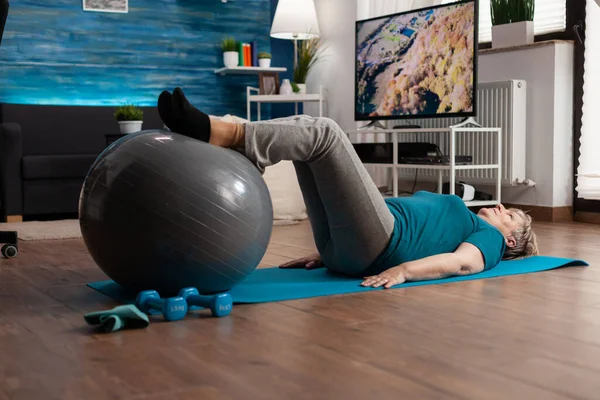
[84,305,149,333]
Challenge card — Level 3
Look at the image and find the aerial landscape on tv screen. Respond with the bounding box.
[356,2,475,118]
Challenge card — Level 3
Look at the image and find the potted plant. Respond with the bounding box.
[291,81,300,94]
[258,52,272,68]
[491,0,535,48]
[221,37,239,68]
[293,37,324,95]
[114,104,144,134]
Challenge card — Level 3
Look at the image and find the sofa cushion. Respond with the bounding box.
[23,179,84,215]
[22,154,98,180]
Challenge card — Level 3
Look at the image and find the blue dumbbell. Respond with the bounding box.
[136,290,188,321]
[178,288,233,318]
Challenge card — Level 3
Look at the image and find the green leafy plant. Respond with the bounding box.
[220,37,238,53]
[291,81,300,93]
[258,52,272,59]
[293,37,325,84]
[490,0,534,26]
[114,104,143,121]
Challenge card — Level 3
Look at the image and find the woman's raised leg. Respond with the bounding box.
[244,116,394,275]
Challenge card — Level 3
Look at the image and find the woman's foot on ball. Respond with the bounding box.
[157,90,179,133]
[158,87,245,149]
[171,87,212,142]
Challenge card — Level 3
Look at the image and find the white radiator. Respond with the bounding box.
[360,80,527,186]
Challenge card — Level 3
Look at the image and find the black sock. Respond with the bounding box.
[171,87,211,142]
[157,91,180,133]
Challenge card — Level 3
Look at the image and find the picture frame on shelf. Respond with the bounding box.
[258,72,280,95]
[83,0,128,13]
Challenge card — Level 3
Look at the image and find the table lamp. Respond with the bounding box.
[270,0,321,69]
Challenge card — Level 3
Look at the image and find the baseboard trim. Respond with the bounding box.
[574,211,600,224]
[502,204,572,223]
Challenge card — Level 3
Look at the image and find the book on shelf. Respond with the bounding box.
[244,43,251,67]
[232,41,263,68]
[252,40,258,66]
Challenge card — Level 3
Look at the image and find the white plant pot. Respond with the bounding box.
[296,83,307,95]
[118,121,143,134]
[258,58,271,68]
[223,51,239,68]
[492,21,534,49]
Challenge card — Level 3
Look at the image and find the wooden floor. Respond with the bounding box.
[1,220,600,400]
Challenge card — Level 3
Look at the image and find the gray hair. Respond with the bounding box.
[503,208,539,260]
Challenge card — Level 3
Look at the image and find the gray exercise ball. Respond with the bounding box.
[79,130,273,295]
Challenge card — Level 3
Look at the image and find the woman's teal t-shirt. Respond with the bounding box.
[369,191,506,273]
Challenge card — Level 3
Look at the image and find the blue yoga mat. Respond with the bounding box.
[88,256,588,304]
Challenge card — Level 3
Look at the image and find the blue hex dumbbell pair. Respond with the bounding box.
[136,288,233,321]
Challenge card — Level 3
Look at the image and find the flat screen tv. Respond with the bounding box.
[355,0,478,121]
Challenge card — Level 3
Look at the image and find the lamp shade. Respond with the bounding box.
[270,0,320,40]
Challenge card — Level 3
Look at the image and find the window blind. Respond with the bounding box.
[442,0,566,43]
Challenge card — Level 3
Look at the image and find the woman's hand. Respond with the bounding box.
[361,266,407,289]
[279,252,323,270]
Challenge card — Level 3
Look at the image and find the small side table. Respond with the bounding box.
[105,134,127,147]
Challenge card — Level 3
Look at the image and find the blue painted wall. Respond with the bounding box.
[0,0,271,117]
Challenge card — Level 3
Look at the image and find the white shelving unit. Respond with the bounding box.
[214,66,287,76]
[348,118,503,207]
[246,86,326,121]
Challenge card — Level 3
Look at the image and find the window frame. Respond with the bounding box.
[477,0,578,49]
[570,0,597,215]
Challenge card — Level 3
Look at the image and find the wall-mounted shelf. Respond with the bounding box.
[215,66,287,76]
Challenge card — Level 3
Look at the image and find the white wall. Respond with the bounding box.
[478,42,574,207]
[305,0,357,131]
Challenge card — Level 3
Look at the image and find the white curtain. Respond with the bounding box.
[576,0,600,199]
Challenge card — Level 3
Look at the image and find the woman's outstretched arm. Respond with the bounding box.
[361,243,485,289]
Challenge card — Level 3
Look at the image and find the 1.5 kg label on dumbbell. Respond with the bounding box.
[170,305,186,313]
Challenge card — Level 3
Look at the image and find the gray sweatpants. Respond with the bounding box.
[244,115,395,276]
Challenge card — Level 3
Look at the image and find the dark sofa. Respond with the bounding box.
[0,104,164,221]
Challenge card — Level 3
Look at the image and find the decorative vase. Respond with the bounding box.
[280,79,293,96]
[258,58,271,68]
[118,121,143,134]
[223,51,239,68]
[296,83,307,95]
[492,21,534,48]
